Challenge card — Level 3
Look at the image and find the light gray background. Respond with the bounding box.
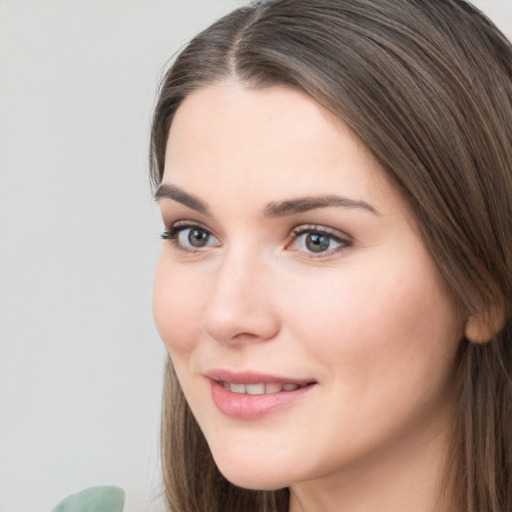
[0,1,510,512]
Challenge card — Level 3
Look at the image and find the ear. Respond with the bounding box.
[465,302,505,344]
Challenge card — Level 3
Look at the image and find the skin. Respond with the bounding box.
[154,82,465,512]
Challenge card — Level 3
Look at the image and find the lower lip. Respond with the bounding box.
[210,380,315,420]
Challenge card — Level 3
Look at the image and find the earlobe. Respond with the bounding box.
[465,303,505,344]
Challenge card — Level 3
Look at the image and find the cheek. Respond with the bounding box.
[281,250,463,384]
[275,254,463,458]
[153,256,206,357]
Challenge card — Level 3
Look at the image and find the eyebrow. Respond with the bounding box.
[155,183,378,217]
[264,195,378,217]
[154,184,209,214]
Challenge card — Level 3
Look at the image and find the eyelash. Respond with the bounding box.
[161,221,352,257]
[288,225,352,257]
[161,221,215,254]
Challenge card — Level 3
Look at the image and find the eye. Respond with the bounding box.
[288,225,351,256]
[161,222,220,252]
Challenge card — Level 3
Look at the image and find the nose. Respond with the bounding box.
[202,250,280,345]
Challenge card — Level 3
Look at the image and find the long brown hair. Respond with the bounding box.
[150,1,512,510]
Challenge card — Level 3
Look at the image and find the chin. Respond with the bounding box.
[220,470,290,492]
[210,449,294,491]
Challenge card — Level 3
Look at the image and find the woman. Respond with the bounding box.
[150,1,512,511]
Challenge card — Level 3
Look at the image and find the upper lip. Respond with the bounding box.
[205,369,315,386]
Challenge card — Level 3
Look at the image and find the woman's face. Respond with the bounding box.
[154,83,464,492]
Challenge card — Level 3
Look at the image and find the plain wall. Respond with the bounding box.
[0,1,510,512]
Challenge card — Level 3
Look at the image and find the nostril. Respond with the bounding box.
[203,301,280,345]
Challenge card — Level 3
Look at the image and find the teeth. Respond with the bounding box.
[265,383,282,394]
[230,383,246,394]
[246,383,265,395]
[224,382,303,395]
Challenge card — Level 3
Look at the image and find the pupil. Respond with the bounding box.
[306,233,330,252]
[188,229,209,247]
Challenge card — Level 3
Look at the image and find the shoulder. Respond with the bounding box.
[51,486,125,512]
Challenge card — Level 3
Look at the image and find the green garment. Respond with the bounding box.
[51,486,125,512]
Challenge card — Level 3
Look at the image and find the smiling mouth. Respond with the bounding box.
[210,376,317,419]
[219,382,313,395]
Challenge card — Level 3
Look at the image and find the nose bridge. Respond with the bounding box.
[203,244,279,344]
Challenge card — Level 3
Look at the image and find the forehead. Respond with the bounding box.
[163,82,404,216]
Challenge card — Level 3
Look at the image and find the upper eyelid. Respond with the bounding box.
[290,224,351,240]
[291,225,342,234]
[165,221,348,235]
[164,219,215,236]
[167,219,209,228]
[163,220,350,237]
